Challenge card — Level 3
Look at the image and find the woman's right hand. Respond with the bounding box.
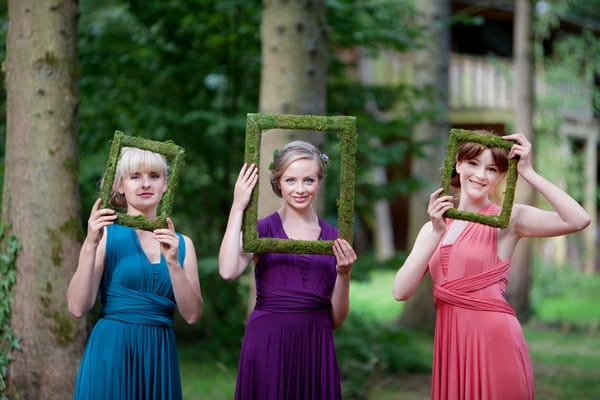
[429,188,454,234]
[86,198,117,246]
[232,163,258,210]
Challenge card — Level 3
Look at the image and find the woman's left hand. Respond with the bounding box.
[503,133,534,175]
[154,217,180,266]
[333,238,357,275]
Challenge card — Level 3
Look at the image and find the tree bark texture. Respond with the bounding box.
[3,1,85,398]
[507,0,535,320]
[258,0,328,219]
[400,0,450,329]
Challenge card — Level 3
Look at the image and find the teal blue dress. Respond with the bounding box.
[74,224,185,400]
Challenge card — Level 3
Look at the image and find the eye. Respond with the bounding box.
[468,160,477,166]
[285,178,295,184]
[305,178,315,185]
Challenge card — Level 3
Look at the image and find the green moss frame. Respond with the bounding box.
[440,129,518,228]
[99,131,185,231]
[242,113,357,255]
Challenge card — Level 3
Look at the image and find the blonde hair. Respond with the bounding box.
[110,147,169,208]
[269,140,325,198]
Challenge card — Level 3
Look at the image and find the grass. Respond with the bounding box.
[179,268,600,399]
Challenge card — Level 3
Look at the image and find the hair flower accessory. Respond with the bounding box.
[320,153,329,164]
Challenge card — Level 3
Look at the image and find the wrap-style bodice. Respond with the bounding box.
[427,203,534,400]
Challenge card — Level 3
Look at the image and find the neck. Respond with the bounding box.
[127,207,157,220]
[457,198,490,213]
[278,206,319,225]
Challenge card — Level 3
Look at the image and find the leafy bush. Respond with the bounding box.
[335,314,430,399]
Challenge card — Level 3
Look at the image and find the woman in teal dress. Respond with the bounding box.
[67,147,203,400]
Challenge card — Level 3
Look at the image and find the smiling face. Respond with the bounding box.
[278,158,321,212]
[455,149,505,201]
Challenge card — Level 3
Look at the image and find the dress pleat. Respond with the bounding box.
[234,212,342,400]
[429,203,534,400]
[74,224,185,400]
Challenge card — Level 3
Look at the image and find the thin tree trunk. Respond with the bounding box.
[399,0,450,330]
[3,1,84,398]
[507,0,535,320]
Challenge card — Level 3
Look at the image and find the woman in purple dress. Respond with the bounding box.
[219,140,357,400]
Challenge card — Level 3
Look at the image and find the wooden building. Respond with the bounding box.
[357,0,599,272]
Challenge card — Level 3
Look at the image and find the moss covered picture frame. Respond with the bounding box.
[242,113,357,255]
[99,130,185,231]
[440,129,518,228]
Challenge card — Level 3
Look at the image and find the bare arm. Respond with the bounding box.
[154,218,203,324]
[218,163,257,280]
[330,239,357,329]
[503,134,591,239]
[67,198,116,318]
[393,189,453,301]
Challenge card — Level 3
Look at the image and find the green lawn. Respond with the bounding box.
[180,268,600,399]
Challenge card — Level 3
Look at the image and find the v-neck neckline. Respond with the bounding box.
[131,228,162,265]
[441,203,496,247]
[274,212,323,241]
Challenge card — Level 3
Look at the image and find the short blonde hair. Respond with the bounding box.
[269,140,325,198]
[110,147,169,208]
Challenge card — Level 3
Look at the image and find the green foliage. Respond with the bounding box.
[78,0,262,255]
[531,255,600,326]
[328,0,423,53]
[0,223,21,398]
[335,315,430,399]
[175,256,247,363]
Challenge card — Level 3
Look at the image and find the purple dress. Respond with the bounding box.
[234,212,342,400]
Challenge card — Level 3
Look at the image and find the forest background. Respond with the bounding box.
[0,0,599,399]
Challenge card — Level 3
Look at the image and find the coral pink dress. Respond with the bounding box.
[428,203,534,400]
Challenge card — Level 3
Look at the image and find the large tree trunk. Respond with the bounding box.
[398,0,450,330]
[258,0,328,218]
[3,1,84,398]
[507,0,535,321]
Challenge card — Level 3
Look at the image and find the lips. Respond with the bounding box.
[468,179,486,187]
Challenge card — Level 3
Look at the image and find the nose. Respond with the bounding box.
[294,182,306,194]
[474,166,487,179]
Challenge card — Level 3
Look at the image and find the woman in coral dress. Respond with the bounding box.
[393,132,590,400]
[219,141,357,400]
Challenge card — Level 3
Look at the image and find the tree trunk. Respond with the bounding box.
[399,0,450,330]
[507,0,535,321]
[258,0,328,218]
[245,0,328,313]
[3,1,84,398]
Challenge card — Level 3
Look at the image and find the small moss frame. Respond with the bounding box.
[99,131,185,231]
[440,129,518,228]
[242,113,357,255]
